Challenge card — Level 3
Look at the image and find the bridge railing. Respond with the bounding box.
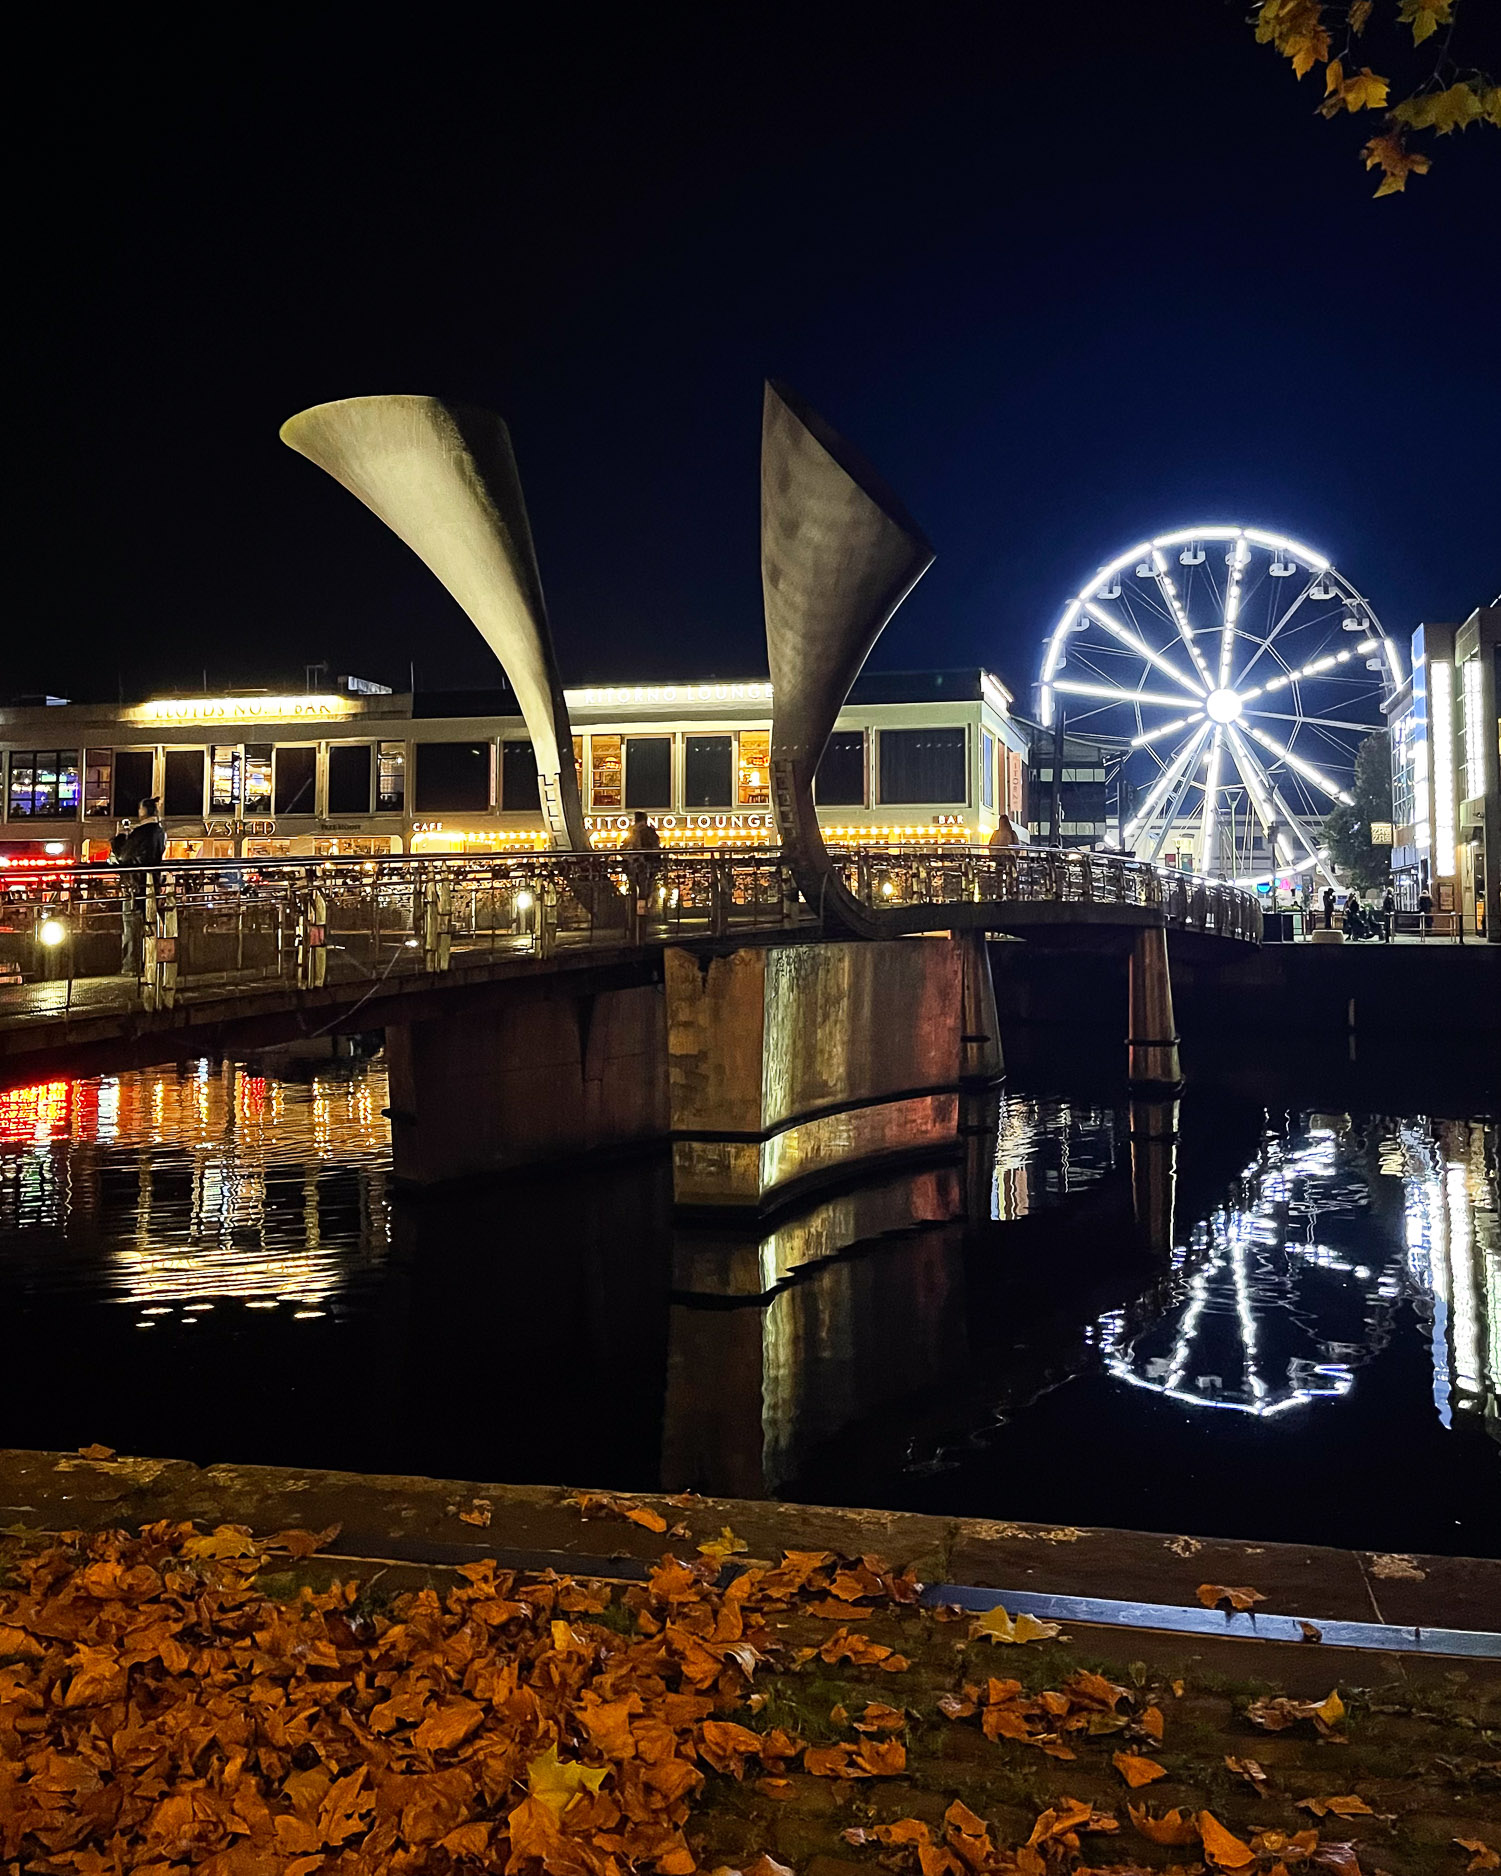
[0,846,1259,1021]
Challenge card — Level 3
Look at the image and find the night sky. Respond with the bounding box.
[14,1,1500,706]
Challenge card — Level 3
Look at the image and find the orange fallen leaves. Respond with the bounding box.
[1198,1809,1256,1868]
[1246,1688,1348,1739]
[1113,1749,1168,1787]
[1197,1583,1268,1613]
[1298,1795,1374,1818]
[1456,1841,1501,1874]
[1129,1803,1202,1846]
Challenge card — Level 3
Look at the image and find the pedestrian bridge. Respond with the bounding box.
[0,846,1257,1081]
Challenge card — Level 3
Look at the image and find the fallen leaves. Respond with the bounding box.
[1298,1795,1375,1818]
[1198,1810,1256,1869]
[1225,1755,1269,1795]
[75,1442,115,1461]
[972,1603,1063,1646]
[1113,1749,1168,1787]
[1456,1841,1501,1873]
[1129,1803,1202,1846]
[1247,1688,1348,1739]
[1197,1583,1268,1613]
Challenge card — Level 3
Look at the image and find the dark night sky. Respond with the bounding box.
[13,1,1500,705]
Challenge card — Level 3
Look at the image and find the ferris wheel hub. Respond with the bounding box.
[1205,687,1243,725]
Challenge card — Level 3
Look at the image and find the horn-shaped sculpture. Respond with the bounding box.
[280,395,587,850]
[761,381,935,933]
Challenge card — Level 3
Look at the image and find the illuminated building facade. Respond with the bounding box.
[1385,605,1499,935]
[0,668,1029,863]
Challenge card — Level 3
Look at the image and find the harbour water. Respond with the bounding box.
[1,1052,1496,1556]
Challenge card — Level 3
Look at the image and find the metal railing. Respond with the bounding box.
[0,847,1261,1025]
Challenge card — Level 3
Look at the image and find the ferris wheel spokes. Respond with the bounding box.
[1148,550,1215,689]
[1199,727,1227,873]
[1123,720,1212,850]
[1242,723,1354,806]
[1225,726,1330,881]
[1082,599,1203,696]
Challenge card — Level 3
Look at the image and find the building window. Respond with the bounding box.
[737,730,770,806]
[163,749,205,819]
[501,740,540,814]
[377,741,406,812]
[112,750,155,818]
[243,744,273,813]
[327,743,373,815]
[814,731,866,806]
[879,727,967,804]
[590,734,623,809]
[981,730,995,811]
[416,741,492,814]
[625,736,672,810]
[274,746,317,815]
[6,750,80,819]
[209,746,240,813]
[84,749,112,818]
[685,735,733,807]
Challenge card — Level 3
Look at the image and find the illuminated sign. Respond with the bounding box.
[933,813,966,826]
[583,812,776,831]
[411,820,444,833]
[1430,659,1456,876]
[204,818,275,836]
[132,695,355,723]
[565,682,774,710]
[1369,821,1393,846]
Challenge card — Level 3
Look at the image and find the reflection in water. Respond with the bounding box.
[0,1062,1496,1548]
[991,1094,1118,1220]
[0,1059,390,1315]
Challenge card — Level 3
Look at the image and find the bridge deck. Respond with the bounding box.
[0,848,1258,1080]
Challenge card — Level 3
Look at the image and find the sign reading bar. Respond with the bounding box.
[1369,821,1394,845]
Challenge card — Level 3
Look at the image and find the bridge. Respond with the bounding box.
[1,384,1260,1206]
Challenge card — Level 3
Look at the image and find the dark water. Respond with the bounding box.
[1,1053,1496,1557]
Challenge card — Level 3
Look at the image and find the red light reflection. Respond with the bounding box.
[0,1080,73,1143]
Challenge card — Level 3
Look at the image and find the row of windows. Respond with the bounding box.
[3,726,980,820]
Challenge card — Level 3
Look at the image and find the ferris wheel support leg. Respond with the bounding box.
[1127,924,1183,1094]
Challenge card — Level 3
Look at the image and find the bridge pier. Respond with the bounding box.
[957,930,1003,1085]
[1127,925,1183,1094]
[1128,1095,1179,1256]
[384,980,669,1187]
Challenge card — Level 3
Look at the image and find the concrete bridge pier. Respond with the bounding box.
[956,930,1003,1085]
[1127,925,1183,1094]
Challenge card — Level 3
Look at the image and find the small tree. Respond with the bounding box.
[1323,730,1393,890]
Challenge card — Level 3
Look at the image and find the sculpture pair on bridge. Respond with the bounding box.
[281,383,928,940]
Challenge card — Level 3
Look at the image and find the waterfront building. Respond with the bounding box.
[1385,604,1498,936]
[1015,719,1127,852]
[0,668,1030,865]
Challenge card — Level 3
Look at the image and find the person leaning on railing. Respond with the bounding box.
[111,798,167,976]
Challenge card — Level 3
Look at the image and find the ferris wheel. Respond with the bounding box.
[1038,526,1401,883]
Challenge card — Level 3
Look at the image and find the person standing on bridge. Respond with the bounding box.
[116,797,167,976]
[619,811,660,853]
[1381,885,1395,943]
[619,811,662,916]
[1321,883,1336,931]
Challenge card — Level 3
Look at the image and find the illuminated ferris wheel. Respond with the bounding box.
[1038,526,1402,883]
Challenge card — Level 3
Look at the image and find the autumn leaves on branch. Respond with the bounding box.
[1252,0,1499,192]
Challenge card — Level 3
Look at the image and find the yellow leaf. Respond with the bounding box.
[1341,66,1389,111]
[1398,0,1452,44]
[697,1526,749,1563]
[625,1504,669,1533]
[973,1605,1062,1645]
[1347,0,1371,31]
[76,1442,115,1460]
[1199,1810,1256,1869]
[1324,57,1345,95]
[1113,1750,1168,1788]
[526,1743,609,1815]
[1455,1842,1500,1874]
[181,1524,261,1560]
[1430,81,1484,134]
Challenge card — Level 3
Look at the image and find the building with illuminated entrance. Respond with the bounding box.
[0,669,1030,865]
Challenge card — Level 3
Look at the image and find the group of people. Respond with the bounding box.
[1318,881,1403,942]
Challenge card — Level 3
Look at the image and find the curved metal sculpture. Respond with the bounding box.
[761,381,935,934]
[281,395,587,850]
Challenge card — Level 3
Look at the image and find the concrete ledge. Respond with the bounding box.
[3,1445,1495,1638]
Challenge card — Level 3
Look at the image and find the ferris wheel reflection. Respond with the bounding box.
[1100,1113,1498,1436]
